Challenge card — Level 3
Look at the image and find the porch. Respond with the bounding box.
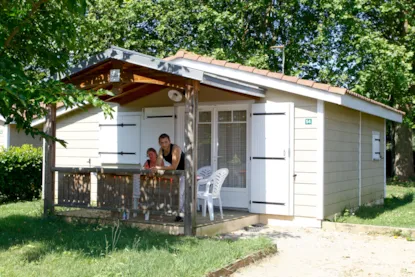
[52,167,258,236]
[56,208,258,236]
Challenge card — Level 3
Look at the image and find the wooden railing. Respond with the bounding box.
[97,174,133,209]
[57,173,91,207]
[139,175,181,215]
[53,167,183,216]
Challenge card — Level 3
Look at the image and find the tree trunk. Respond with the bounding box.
[394,121,415,179]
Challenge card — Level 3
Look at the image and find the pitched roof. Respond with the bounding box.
[165,50,405,115]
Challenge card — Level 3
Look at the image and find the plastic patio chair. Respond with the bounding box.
[197,166,212,179]
[197,168,229,221]
[196,166,212,210]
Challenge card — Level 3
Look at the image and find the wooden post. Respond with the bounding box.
[184,80,199,236]
[43,103,56,216]
[192,81,199,234]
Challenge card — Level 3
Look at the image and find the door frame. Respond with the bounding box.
[288,103,294,216]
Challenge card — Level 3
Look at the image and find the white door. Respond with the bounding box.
[250,103,293,215]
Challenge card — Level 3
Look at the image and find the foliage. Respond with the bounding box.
[0,144,42,203]
[0,200,273,277]
[0,0,113,144]
[388,176,415,188]
[309,0,415,125]
[82,0,321,72]
[82,1,414,114]
[335,185,415,228]
[1,1,413,171]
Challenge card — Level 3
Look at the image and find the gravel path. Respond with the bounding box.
[230,226,415,277]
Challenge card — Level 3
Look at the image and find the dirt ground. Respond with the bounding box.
[230,226,415,277]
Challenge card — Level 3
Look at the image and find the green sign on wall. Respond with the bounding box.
[305,118,312,125]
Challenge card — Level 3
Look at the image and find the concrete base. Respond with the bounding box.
[259,214,322,228]
[196,215,259,236]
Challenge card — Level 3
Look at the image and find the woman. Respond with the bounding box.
[144,147,163,169]
[133,148,164,214]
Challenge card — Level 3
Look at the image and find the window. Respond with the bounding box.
[218,110,247,188]
[372,131,381,161]
[197,111,212,169]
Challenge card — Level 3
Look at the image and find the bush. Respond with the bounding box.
[0,144,42,203]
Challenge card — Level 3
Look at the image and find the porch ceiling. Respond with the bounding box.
[60,46,266,105]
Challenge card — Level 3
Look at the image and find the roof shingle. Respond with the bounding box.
[165,50,404,115]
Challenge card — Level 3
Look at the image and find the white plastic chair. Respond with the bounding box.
[196,166,212,210]
[197,168,229,221]
[197,166,212,179]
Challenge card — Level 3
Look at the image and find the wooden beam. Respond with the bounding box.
[132,73,184,89]
[108,84,164,105]
[76,73,110,90]
[93,83,111,91]
[52,167,184,175]
[64,62,112,82]
[43,103,56,216]
[105,84,145,102]
[72,71,183,92]
[184,79,199,236]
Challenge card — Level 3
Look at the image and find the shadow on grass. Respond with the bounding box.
[0,214,198,262]
[353,192,414,220]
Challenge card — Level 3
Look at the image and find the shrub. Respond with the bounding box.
[0,144,42,203]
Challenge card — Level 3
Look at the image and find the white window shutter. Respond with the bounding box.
[99,113,141,164]
[372,131,381,160]
[117,115,140,164]
[99,116,119,164]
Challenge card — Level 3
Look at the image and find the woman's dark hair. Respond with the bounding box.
[158,133,170,141]
[146,148,157,156]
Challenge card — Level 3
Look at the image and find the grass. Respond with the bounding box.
[335,181,415,229]
[0,201,273,277]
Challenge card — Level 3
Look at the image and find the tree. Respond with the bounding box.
[3,0,412,176]
[82,0,322,71]
[307,0,415,178]
[0,0,112,144]
[82,0,414,177]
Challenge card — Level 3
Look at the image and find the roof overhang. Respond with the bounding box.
[31,46,265,125]
[56,46,264,98]
[57,46,204,82]
[202,73,265,98]
[171,58,403,123]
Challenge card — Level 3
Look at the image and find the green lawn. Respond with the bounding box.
[335,182,415,228]
[0,201,273,277]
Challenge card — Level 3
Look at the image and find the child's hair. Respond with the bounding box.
[147,148,157,156]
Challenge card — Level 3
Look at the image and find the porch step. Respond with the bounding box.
[196,214,260,236]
